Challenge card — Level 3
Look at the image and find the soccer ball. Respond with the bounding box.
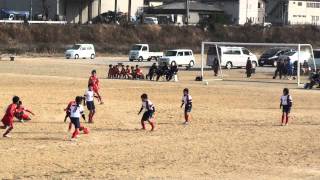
[204,81,209,85]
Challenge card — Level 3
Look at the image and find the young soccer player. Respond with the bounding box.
[280,88,293,126]
[138,94,156,131]
[125,65,132,79]
[107,64,114,79]
[88,70,103,104]
[84,84,98,123]
[14,101,35,122]
[64,100,75,123]
[69,96,89,140]
[1,96,20,138]
[181,88,192,125]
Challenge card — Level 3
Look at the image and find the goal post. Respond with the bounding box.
[201,42,316,87]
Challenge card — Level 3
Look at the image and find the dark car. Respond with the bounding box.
[259,48,295,67]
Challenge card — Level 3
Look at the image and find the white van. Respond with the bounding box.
[207,46,258,69]
[65,44,95,59]
[158,49,195,68]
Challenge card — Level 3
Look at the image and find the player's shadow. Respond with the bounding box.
[223,79,297,85]
[19,137,63,141]
[94,128,138,132]
[14,131,64,135]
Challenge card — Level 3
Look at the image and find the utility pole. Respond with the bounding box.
[185,0,189,25]
[98,0,101,15]
[128,0,132,22]
[114,0,118,23]
[30,0,33,20]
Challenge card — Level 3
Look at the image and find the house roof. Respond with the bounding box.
[153,1,223,12]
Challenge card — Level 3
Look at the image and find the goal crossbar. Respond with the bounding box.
[201,42,316,86]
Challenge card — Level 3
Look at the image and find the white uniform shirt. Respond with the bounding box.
[85,90,94,102]
[280,95,293,106]
[142,100,154,112]
[182,94,192,105]
[70,104,84,118]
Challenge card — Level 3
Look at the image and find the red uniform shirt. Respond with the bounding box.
[89,75,99,91]
[65,101,76,112]
[2,103,17,127]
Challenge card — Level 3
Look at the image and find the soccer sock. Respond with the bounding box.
[72,129,79,138]
[285,115,289,124]
[141,120,146,129]
[150,121,155,131]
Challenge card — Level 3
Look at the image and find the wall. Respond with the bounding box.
[288,0,320,25]
[238,0,264,24]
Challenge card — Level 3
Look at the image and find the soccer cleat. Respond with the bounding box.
[83,127,90,134]
[3,134,11,138]
[183,121,189,125]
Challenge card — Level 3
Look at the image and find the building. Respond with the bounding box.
[202,0,266,25]
[0,0,144,23]
[267,0,320,25]
[145,0,266,25]
[145,1,223,25]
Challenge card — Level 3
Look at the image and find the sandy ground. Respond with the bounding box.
[0,57,319,180]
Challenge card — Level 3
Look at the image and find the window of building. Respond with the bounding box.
[258,2,261,8]
[298,2,302,6]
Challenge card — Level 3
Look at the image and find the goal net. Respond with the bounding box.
[200,42,316,87]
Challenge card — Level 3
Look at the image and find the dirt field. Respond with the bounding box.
[0,57,319,180]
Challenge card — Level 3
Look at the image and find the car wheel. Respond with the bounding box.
[147,58,152,61]
[129,59,134,62]
[259,63,263,67]
[90,54,95,59]
[75,54,79,59]
[252,61,257,69]
[226,61,232,69]
[189,60,195,67]
[138,57,143,62]
[171,61,176,66]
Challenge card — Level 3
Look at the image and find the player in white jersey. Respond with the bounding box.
[68,96,89,140]
[280,88,293,126]
[181,88,192,125]
[138,94,156,131]
[84,85,98,123]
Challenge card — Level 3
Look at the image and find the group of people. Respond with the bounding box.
[0,67,195,139]
[107,63,179,82]
[107,64,145,80]
[0,96,35,137]
[273,58,310,80]
[304,70,320,89]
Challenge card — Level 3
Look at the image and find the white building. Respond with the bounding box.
[201,0,266,25]
[266,0,320,25]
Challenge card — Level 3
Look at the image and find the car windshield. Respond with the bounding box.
[131,45,142,51]
[71,45,81,50]
[263,48,279,55]
[165,51,177,56]
[314,51,320,58]
[285,51,296,56]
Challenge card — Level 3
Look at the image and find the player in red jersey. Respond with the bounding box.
[1,96,20,138]
[64,100,75,123]
[88,70,103,104]
[14,101,35,122]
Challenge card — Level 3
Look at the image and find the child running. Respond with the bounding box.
[84,84,98,123]
[68,96,89,140]
[1,96,20,138]
[64,99,75,123]
[14,101,35,122]
[280,88,293,126]
[88,70,103,104]
[138,94,156,131]
[181,88,192,125]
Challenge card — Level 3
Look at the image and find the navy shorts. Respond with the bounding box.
[282,105,291,113]
[185,104,192,113]
[86,101,95,111]
[142,111,154,121]
[70,117,80,129]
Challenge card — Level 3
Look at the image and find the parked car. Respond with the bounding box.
[129,44,163,61]
[144,17,158,25]
[278,51,311,64]
[65,44,95,59]
[207,46,258,69]
[258,48,295,67]
[158,49,195,68]
[313,49,320,69]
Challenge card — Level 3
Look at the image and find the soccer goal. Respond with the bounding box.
[200,42,316,87]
